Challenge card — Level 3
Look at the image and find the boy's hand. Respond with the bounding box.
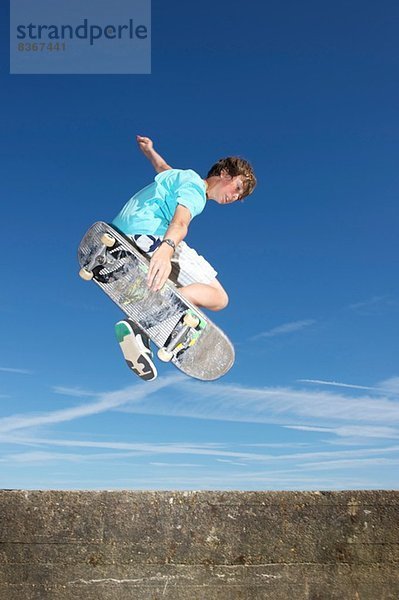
[136,134,172,173]
[147,244,173,291]
[136,135,154,155]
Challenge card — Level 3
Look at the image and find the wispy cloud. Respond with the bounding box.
[251,319,316,341]
[298,379,386,393]
[149,462,203,468]
[0,375,182,434]
[217,458,247,466]
[3,437,272,462]
[0,367,33,375]
[2,373,399,489]
[298,378,399,395]
[0,451,105,464]
[285,424,399,439]
[116,378,399,435]
[3,436,399,488]
[6,435,399,464]
[52,386,99,398]
[2,374,399,442]
[379,377,399,394]
[348,295,397,315]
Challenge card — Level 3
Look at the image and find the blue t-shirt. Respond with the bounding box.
[112,169,207,236]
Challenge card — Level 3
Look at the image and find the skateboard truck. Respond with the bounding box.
[157,311,201,362]
[79,232,116,281]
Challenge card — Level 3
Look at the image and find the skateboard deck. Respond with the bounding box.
[77,222,235,380]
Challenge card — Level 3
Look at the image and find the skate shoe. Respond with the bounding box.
[115,320,157,381]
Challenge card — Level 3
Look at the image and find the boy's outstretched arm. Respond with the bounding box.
[136,135,172,173]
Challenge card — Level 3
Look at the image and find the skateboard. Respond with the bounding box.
[77,222,235,380]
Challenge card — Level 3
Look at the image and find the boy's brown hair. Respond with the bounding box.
[207,157,257,199]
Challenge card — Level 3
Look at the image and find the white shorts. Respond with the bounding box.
[130,234,218,287]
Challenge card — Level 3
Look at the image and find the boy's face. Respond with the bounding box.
[208,171,245,204]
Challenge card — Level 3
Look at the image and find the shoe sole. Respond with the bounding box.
[115,321,157,381]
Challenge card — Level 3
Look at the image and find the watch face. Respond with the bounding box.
[163,239,175,250]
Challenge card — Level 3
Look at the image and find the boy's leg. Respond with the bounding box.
[167,240,229,311]
[178,280,229,311]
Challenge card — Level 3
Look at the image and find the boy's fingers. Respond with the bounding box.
[147,262,161,289]
[147,266,157,287]
[147,252,171,290]
[152,268,166,290]
[147,263,170,291]
[136,135,153,149]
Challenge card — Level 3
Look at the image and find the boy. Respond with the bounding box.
[112,135,256,381]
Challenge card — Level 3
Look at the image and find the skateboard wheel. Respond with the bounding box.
[183,312,200,328]
[101,233,116,247]
[157,347,174,362]
[79,267,93,281]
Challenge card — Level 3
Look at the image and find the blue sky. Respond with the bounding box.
[1,0,398,490]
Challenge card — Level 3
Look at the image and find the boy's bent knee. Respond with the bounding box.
[179,282,228,311]
[207,280,229,311]
[214,288,229,310]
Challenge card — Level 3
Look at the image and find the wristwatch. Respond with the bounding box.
[161,238,176,252]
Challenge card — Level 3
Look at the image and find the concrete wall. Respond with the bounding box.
[0,490,398,599]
